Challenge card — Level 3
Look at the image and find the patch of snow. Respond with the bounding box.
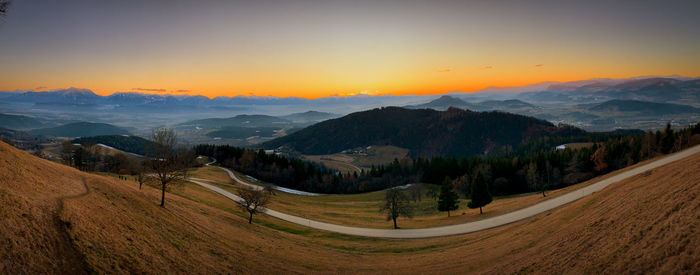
[274,186,322,196]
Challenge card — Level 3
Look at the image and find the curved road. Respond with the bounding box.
[190,145,700,239]
[199,159,321,196]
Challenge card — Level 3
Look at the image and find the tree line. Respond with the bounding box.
[197,123,700,198]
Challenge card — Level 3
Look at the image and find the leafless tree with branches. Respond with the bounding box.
[380,188,414,229]
[147,128,188,207]
[237,187,270,224]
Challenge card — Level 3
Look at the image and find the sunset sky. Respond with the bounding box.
[0,0,699,99]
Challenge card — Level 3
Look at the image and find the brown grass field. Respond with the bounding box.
[302,154,362,173]
[302,145,410,172]
[1,140,698,273]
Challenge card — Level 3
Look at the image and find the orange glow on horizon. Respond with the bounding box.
[14,72,695,100]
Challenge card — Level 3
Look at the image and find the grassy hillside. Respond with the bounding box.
[264,107,586,157]
[1,140,698,273]
[30,122,129,138]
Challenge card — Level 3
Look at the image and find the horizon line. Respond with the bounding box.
[3,74,698,100]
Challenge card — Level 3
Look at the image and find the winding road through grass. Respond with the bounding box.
[190,145,700,238]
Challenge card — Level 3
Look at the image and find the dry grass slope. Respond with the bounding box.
[1,140,698,273]
[0,141,89,273]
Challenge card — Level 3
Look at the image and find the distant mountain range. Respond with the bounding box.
[0,88,421,109]
[30,122,130,138]
[518,78,700,105]
[1,76,697,135]
[1,76,697,110]
[263,107,586,157]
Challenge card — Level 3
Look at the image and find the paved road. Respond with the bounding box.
[199,158,321,196]
[190,145,700,239]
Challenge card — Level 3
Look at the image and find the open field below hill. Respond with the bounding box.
[188,153,682,229]
[1,140,698,273]
[302,145,410,172]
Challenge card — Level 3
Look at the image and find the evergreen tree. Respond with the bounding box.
[468,170,492,214]
[660,123,675,154]
[438,176,459,217]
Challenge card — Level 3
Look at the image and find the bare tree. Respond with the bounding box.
[263,183,276,196]
[407,183,423,202]
[147,128,187,207]
[380,188,414,229]
[177,147,197,181]
[61,140,75,166]
[135,160,148,190]
[237,187,270,224]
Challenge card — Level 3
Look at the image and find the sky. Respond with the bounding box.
[0,0,699,99]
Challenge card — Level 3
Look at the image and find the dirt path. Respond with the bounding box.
[192,145,700,238]
[55,176,92,274]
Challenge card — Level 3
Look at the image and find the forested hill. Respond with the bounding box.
[263,107,586,157]
[72,135,155,155]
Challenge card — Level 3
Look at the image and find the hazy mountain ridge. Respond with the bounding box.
[519,77,700,106]
[0,113,48,130]
[586,100,699,115]
[405,96,538,113]
[280,111,339,123]
[2,76,697,108]
[1,76,697,136]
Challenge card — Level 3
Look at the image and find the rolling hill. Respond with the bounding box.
[30,122,130,138]
[478,99,536,109]
[0,113,46,130]
[1,138,698,273]
[72,135,155,155]
[406,96,539,112]
[587,99,699,115]
[279,111,338,123]
[405,95,478,110]
[263,107,585,157]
